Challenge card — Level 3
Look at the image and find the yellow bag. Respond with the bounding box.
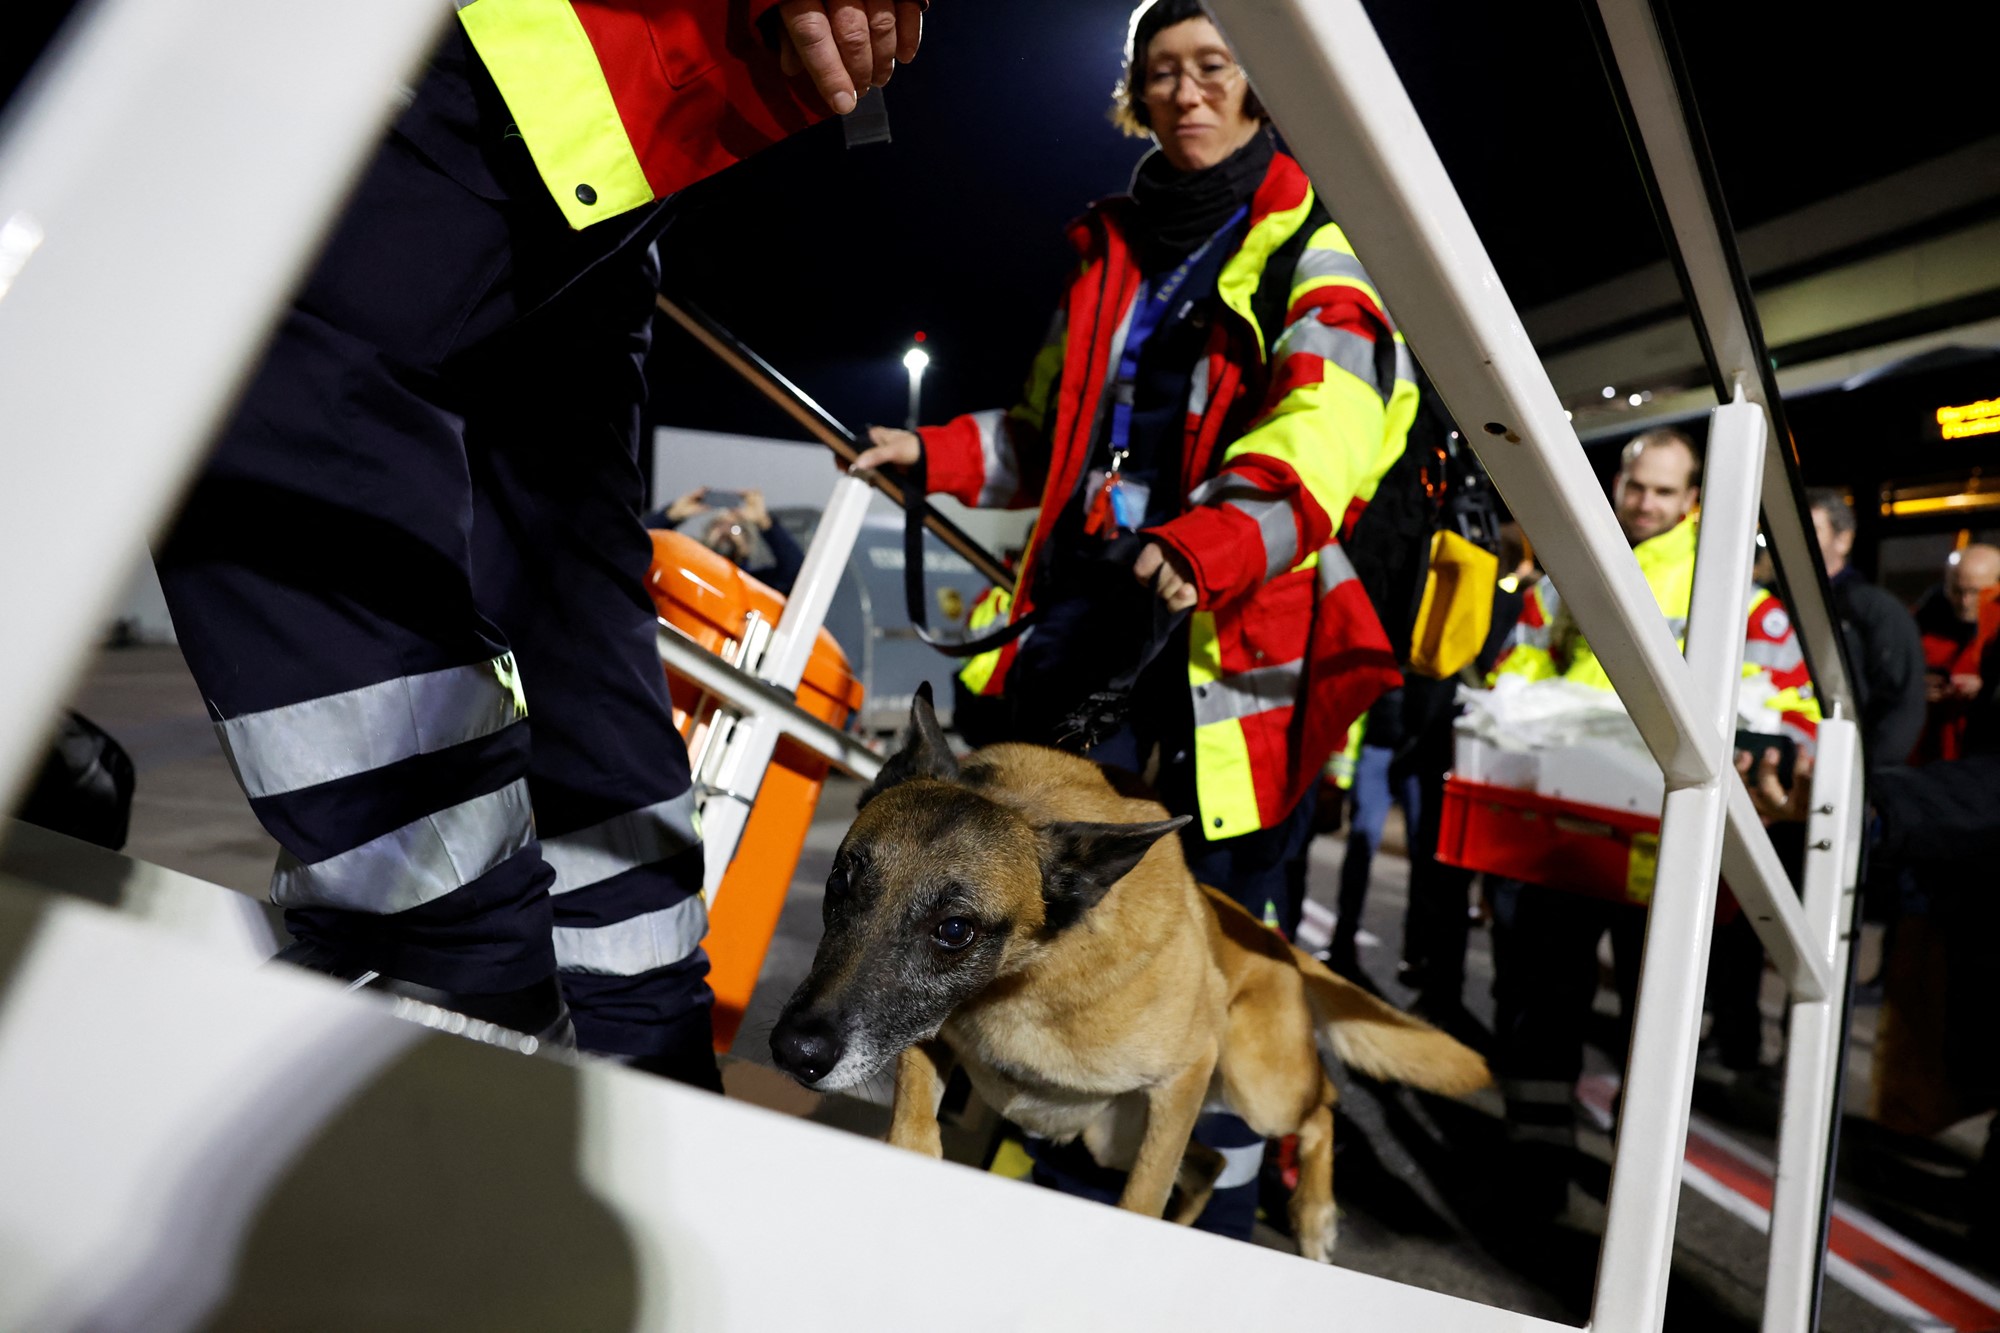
[1408,529,1496,679]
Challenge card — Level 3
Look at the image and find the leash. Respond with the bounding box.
[900,443,1039,657]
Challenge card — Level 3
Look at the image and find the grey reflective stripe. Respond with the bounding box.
[270,779,533,913]
[1510,622,1552,653]
[554,896,708,976]
[1273,320,1388,404]
[1313,542,1361,598]
[1187,358,1211,419]
[217,653,525,799]
[1190,476,1298,574]
[541,791,701,896]
[1192,663,1302,728]
[1292,246,1373,290]
[1226,496,1299,579]
[1187,474,1277,508]
[1394,338,1417,388]
[968,409,1021,507]
[1745,636,1804,673]
[1212,1140,1267,1190]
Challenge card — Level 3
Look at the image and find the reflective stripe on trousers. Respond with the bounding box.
[215,651,526,799]
[271,778,534,913]
[545,794,707,976]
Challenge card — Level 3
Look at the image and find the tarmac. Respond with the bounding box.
[55,643,1998,1332]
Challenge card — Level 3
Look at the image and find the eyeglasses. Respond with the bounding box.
[1141,56,1244,103]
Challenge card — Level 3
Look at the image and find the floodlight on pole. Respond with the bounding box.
[903,343,930,429]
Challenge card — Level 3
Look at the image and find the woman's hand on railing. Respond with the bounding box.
[852,426,923,475]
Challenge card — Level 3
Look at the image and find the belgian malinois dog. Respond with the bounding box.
[771,688,1488,1260]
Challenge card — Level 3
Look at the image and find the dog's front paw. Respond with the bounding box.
[1292,1200,1338,1263]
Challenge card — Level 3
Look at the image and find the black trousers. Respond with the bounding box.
[1489,879,1644,1151]
[158,30,714,1074]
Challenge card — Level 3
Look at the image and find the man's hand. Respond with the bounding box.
[1735,746,1815,824]
[738,489,772,531]
[779,0,926,116]
[1134,539,1199,613]
[1949,671,1984,701]
[851,425,923,474]
[664,488,709,523]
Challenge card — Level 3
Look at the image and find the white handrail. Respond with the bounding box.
[1206,1,1861,1328]
[0,0,445,819]
[1590,0,1857,721]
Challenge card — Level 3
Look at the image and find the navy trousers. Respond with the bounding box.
[1489,879,1644,1157]
[157,30,716,1081]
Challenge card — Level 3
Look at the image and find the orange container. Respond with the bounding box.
[646,530,864,1051]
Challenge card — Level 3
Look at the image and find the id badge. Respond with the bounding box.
[1082,470,1152,536]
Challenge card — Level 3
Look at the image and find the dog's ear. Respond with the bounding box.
[1037,815,1190,932]
[858,681,960,809]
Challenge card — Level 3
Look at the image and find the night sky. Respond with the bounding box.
[645,0,2000,447]
[5,0,1996,448]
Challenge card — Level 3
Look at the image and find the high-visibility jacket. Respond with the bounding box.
[457,0,831,229]
[920,151,1419,838]
[956,585,1012,697]
[1491,516,1820,751]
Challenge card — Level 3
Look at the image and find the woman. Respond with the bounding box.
[853,0,1419,1239]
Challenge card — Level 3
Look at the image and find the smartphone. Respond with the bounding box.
[703,488,744,510]
[1734,729,1796,789]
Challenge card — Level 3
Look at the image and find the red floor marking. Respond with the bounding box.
[1681,1131,2000,1331]
[1574,1075,2000,1331]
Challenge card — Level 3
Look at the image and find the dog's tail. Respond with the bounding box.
[1293,949,1490,1097]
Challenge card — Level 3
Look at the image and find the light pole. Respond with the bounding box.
[902,344,929,430]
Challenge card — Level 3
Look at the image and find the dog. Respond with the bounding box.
[771,687,1488,1261]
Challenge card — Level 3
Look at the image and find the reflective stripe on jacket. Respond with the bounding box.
[1491,516,1820,750]
[457,0,828,229]
[919,151,1415,837]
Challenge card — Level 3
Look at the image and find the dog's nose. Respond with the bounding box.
[771,1013,845,1084]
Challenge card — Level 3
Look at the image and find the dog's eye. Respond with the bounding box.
[932,917,978,951]
[826,867,848,897]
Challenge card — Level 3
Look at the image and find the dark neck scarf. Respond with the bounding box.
[1130,129,1274,273]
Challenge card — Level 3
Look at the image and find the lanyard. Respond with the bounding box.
[1105,204,1248,462]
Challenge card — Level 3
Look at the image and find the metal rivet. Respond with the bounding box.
[1482,422,1506,435]
[575,183,598,205]
[1213,817,1224,828]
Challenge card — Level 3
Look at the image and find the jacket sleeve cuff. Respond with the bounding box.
[917,419,989,507]
[1146,506,1263,610]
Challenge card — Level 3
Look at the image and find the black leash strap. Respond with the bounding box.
[900,444,1038,658]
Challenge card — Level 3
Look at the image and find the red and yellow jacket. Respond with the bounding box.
[457,0,831,229]
[922,152,1419,838]
[1492,515,1820,751]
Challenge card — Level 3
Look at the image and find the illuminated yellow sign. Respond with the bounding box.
[1938,397,2000,440]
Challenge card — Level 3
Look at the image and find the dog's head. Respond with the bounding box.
[769,686,1186,1089]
